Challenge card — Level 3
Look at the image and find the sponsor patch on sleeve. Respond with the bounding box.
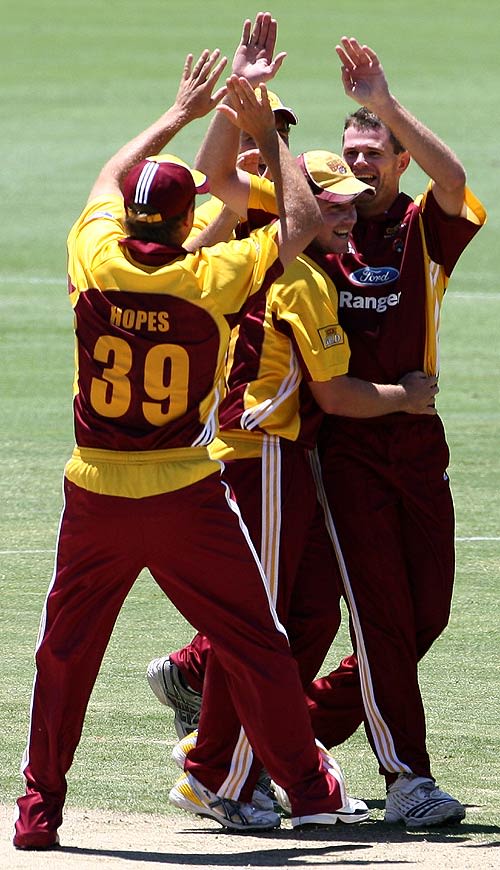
[318,324,344,348]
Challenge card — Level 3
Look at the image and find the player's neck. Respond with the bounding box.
[356,191,399,220]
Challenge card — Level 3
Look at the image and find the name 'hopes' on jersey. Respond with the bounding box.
[65,192,282,498]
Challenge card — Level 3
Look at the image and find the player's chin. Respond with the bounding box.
[330,232,351,252]
[357,187,378,203]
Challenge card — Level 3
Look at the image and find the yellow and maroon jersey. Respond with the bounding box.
[212,252,350,459]
[222,179,486,382]
[64,194,282,497]
[317,184,486,383]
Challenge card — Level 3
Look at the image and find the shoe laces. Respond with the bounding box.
[207,794,262,825]
[393,775,437,798]
[255,769,274,798]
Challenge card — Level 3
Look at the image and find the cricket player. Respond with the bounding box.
[151,150,440,825]
[143,14,441,826]
[13,39,357,848]
[304,37,487,828]
[146,28,487,831]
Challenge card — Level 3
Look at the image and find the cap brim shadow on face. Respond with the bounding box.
[314,187,373,204]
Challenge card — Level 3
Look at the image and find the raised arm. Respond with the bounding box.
[87,49,227,202]
[184,205,240,252]
[336,37,466,216]
[195,12,286,217]
[217,78,321,267]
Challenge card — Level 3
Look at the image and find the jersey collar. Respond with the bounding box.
[119,237,186,267]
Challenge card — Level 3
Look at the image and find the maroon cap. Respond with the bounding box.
[122,155,209,222]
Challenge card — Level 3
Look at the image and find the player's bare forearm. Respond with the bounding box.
[184,206,240,251]
[310,371,438,417]
[270,136,322,268]
[196,77,280,218]
[202,87,319,264]
[88,106,194,203]
[366,98,465,213]
[88,50,227,203]
[213,79,320,257]
[194,91,245,210]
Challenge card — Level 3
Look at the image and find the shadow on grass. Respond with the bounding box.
[56,819,500,866]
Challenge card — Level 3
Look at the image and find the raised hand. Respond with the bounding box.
[335,37,391,110]
[236,148,262,176]
[231,12,287,86]
[174,49,228,119]
[217,76,276,143]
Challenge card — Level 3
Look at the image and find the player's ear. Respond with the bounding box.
[397,150,411,175]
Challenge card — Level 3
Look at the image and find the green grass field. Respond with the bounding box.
[1,0,499,846]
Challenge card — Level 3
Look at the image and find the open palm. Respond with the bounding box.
[336,37,389,106]
[232,13,286,86]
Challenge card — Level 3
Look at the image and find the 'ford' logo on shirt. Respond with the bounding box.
[349,266,400,287]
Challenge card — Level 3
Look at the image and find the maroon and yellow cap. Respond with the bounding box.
[123,154,209,222]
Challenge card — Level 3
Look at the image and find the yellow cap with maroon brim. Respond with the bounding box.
[298,150,375,202]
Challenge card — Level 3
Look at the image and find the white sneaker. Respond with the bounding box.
[272,740,369,826]
[146,656,201,739]
[292,798,371,829]
[171,730,198,769]
[172,731,276,811]
[169,771,281,832]
[385,774,466,828]
[253,768,278,812]
[271,780,292,815]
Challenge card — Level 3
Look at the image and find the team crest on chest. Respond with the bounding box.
[384,221,406,238]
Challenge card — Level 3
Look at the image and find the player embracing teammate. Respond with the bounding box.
[145,15,486,834]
